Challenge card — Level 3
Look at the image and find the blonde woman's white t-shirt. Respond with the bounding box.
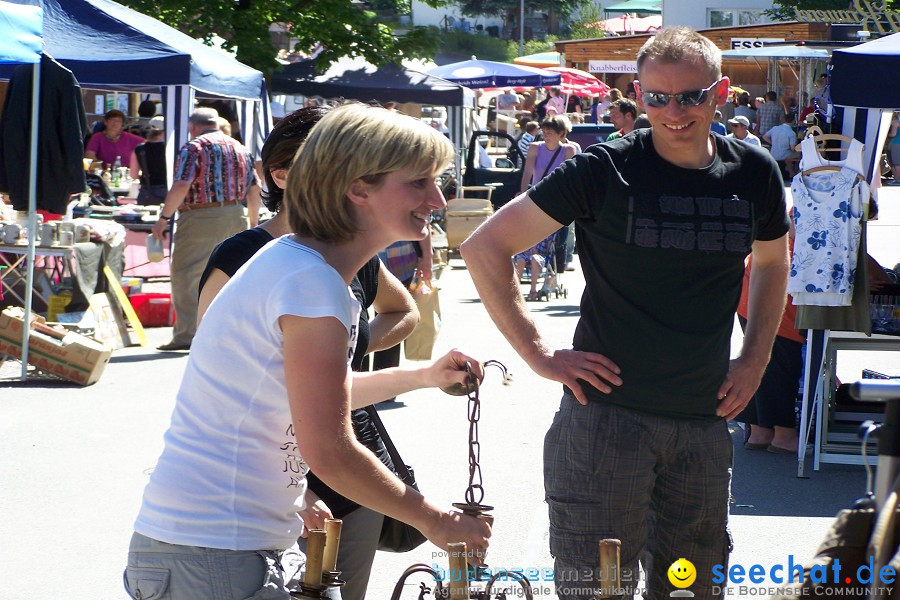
[135,236,360,550]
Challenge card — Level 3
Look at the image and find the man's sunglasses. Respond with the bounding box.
[639,79,723,109]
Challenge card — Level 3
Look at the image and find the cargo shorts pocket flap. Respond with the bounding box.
[123,566,170,599]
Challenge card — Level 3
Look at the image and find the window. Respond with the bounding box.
[709,8,769,28]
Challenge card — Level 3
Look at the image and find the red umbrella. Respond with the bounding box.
[545,66,611,98]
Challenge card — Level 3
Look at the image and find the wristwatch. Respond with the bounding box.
[158,214,171,221]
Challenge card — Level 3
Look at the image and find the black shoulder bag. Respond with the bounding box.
[365,406,427,553]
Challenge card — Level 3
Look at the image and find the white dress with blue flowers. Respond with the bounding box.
[788,137,868,306]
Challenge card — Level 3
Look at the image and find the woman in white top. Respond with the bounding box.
[125,104,491,600]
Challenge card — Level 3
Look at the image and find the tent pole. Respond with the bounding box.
[21,59,41,381]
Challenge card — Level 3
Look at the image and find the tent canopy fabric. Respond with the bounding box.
[722,45,831,59]
[0,0,42,64]
[603,0,662,15]
[513,51,561,68]
[270,56,475,107]
[428,58,561,88]
[592,14,661,34]
[546,66,610,97]
[830,31,900,108]
[1,0,263,100]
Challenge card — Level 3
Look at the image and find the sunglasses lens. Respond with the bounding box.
[679,90,707,106]
[645,93,670,108]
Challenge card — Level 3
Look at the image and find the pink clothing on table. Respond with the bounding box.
[86,131,145,167]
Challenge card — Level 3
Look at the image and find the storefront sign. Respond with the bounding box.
[730,37,784,49]
[588,60,638,73]
[794,0,900,34]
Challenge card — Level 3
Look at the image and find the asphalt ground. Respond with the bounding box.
[0,186,897,599]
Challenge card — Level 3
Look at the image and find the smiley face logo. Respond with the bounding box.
[667,558,696,588]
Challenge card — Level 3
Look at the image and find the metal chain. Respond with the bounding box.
[463,361,485,506]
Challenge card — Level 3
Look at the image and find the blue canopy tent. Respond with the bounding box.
[0,0,44,379]
[1,0,272,168]
[794,32,900,476]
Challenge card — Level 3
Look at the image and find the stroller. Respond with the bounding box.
[514,231,567,302]
[772,380,900,599]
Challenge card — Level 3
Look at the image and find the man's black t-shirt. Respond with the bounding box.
[198,229,393,517]
[530,129,789,419]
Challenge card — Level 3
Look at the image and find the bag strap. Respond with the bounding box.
[365,405,413,480]
[540,145,564,181]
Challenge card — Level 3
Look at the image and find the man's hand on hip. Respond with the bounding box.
[532,348,622,406]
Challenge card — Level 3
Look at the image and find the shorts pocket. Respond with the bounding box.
[123,566,170,599]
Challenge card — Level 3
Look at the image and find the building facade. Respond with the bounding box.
[661,0,775,30]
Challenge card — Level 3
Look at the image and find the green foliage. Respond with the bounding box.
[438,29,513,61]
[563,2,609,40]
[116,0,446,75]
[503,35,558,60]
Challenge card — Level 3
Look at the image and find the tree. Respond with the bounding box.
[117,0,446,75]
[767,0,899,21]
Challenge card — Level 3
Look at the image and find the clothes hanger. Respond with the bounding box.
[800,164,866,183]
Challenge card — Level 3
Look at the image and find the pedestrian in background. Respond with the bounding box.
[151,107,260,351]
[462,26,789,599]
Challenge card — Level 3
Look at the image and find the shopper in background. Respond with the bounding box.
[84,109,145,168]
[151,107,260,352]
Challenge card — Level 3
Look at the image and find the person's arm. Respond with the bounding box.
[716,234,789,420]
[763,130,773,145]
[197,268,230,326]
[283,316,491,560]
[460,194,622,405]
[416,228,433,281]
[245,183,260,228]
[129,150,140,180]
[564,145,577,160]
[520,145,538,193]
[151,180,191,240]
[367,263,419,354]
[349,348,484,407]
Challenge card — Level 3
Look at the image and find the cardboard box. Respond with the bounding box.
[0,307,113,385]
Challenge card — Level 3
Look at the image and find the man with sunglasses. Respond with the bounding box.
[462,26,789,600]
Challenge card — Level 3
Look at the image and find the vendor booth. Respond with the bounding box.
[0,0,272,174]
[795,31,900,476]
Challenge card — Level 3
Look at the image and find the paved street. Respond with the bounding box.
[0,186,897,599]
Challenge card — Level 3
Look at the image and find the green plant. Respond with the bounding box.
[438,29,512,61]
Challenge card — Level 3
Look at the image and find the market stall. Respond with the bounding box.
[795,31,900,476]
[0,0,272,173]
[0,0,43,380]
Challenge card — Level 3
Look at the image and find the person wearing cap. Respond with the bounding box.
[84,109,145,168]
[130,117,169,205]
[727,115,761,147]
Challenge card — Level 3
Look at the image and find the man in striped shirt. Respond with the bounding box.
[152,107,260,351]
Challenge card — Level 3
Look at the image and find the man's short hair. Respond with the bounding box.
[766,91,778,101]
[540,114,572,135]
[612,98,638,120]
[285,103,454,243]
[524,121,540,134]
[188,107,219,128]
[636,26,722,80]
[104,109,125,121]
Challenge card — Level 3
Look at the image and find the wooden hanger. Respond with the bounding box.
[794,132,859,152]
[801,164,866,183]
